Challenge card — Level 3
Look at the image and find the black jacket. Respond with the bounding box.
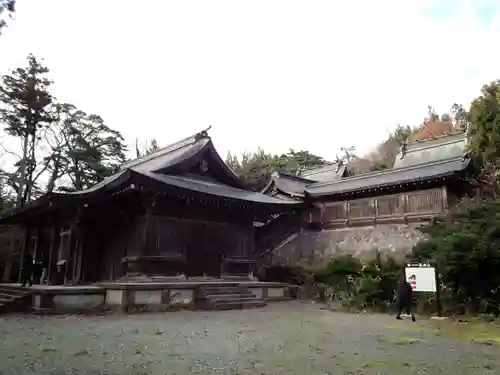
[397,279,413,301]
[22,254,34,273]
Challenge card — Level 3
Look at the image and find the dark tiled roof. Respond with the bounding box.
[299,163,347,182]
[138,171,300,206]
[261,172,313,197]
[60,129,213,196]
[305,157,470,197]
[393,132,467,169]
[0,128,302,223]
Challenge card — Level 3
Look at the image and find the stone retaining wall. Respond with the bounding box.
[272,223,424,266]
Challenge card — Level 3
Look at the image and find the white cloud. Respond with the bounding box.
[0,0,499,164]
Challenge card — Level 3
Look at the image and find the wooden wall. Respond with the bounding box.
[99,213,254,280]
[304,187,447,227]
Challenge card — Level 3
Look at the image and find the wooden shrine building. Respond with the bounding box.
[263,131,474,230]
[0,128,302,285]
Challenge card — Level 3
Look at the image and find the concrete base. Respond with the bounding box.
[99,280,293,312]
[19,285,105,314]
[0,281,294,314]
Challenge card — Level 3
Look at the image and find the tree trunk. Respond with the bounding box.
[16,133,29,208]
[23,133,37,205]
[46,161,59,193]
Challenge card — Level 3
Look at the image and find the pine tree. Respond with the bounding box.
[0,54,54,207]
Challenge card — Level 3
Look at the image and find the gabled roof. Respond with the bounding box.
[0,128,302,224]
[306,132,470,197]
[61,127,246,196]
[261,131,471,199]
[261,163,348,199]
[261,172,314,198]
[393,132,467,169]
[305,157,470,197]
[298,163,347,182]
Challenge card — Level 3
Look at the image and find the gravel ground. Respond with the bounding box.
[0,301,499,375]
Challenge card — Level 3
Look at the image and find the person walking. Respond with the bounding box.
[20,252,34,287]
[396,276,416,322]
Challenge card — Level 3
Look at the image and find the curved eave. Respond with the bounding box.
[305,157,471,197]
[132,170,303,211]
[0,193,71,225]
[0,170,134,225]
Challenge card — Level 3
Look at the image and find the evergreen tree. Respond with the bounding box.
[46,103,128,192]
[0,54,54,207]
[467,80,500,197]
[227,148,327,191]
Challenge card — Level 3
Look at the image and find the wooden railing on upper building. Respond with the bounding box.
[309,188,446,225]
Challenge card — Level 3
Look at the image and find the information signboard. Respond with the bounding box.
[405,263,437,293]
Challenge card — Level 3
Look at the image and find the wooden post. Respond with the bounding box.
[1,229,15,282]
[402,193,409,224]
[32,227,40,263]
[141,195,156,256]
[17,227,29,283]
[46,226,57,285]
[441,185,448,211]
[435,265,443,317]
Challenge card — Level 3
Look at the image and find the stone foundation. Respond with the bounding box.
[100,281,294,312]
[31,286,106,313]
[272,223,424,266]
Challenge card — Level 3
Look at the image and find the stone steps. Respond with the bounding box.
[200,287,255,295]
[199,293,255,300]
[197,284,265,311]
[0,286,32,314]
[199,295,260,304]
[213,300,266,311]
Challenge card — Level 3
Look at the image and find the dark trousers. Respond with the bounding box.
[20,271,32,287]
[397,298,414,318]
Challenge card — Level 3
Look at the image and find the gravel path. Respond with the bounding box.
[0,301,499,374]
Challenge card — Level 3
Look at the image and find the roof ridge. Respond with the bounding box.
[310,156,468,189]
[120,126,211,171]
[407,131,466,146]
[273,171,315,182]
[300,162,342,175]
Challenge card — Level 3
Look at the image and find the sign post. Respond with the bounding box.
[405,263,442,317]
[434,265,442,317]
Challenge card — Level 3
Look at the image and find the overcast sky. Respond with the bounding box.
[1,0,500,162]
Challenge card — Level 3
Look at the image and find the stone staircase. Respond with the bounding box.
[0,285,33,314]
[197,284,266,311]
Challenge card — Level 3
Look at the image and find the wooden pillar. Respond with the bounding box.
[74,211,88,284]
[17,227,29,283]
[1,228,15,282]
[63,211,81,285]
[46,226,58,285]
[32,227,40,263]
[441,185,448,210]
[141,195,156,256]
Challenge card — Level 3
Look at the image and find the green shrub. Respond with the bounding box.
[410,198,500,316]
[314,252,403,312]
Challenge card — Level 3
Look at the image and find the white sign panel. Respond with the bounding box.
[405,264,436,292]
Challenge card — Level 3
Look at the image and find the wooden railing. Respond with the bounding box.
[317,188,445,223]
